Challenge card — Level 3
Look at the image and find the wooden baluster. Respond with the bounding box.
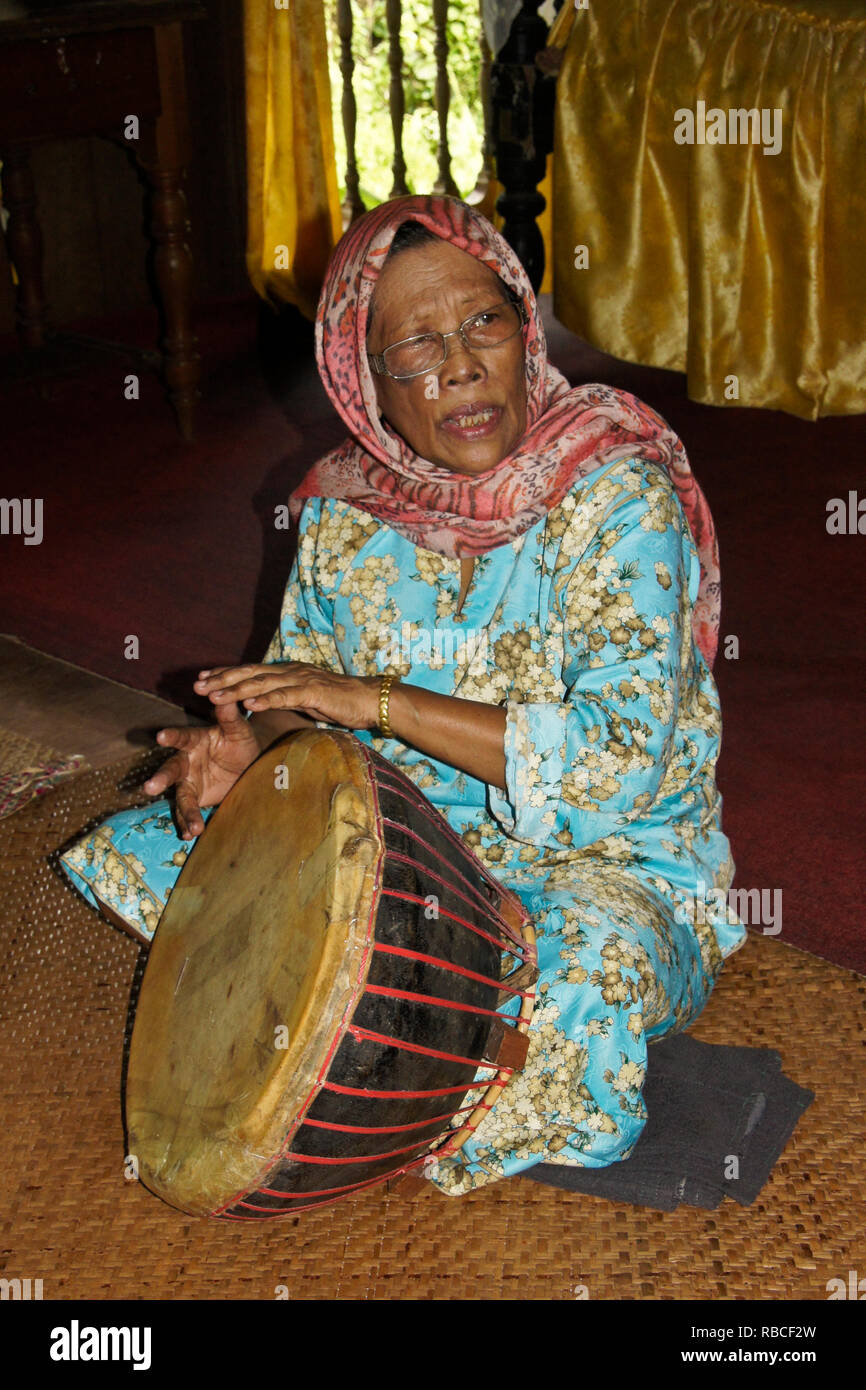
[386,0,409,197]
[142,165,199,442]
[432,0,459,197]
[336,0,366,226]
[490,0,557,292]
[467,0,495,215]
[134,21,200,441]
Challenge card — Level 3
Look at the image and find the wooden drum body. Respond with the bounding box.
[126,728,536,1218]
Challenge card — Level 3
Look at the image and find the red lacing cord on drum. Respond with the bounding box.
[343,1025,511,1072]
[382,882,530,960]
[251,1015,518,1178]
[373,774,530,955]
[259,1025,505,1174]
[220,1119,498,1216]
[363,982,518,1023]
[221,1169,409,1214]
[378,809,524,939]
[222,1170,408,1215]
[322,1078,488,1099]
[372,942,533,997]
[374,772,527,906]
[302,1105,475,1135]
[280,1135,445,1165]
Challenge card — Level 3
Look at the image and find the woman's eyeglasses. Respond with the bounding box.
[367,300,527,381]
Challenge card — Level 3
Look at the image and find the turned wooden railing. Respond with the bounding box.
[331,0,561,291]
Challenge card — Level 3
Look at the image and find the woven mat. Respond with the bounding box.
[0,725,88,822]
[1,751,863,1302]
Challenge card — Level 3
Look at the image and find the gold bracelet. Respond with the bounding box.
[378,674,399,737]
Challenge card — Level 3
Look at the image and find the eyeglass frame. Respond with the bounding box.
[366,296,528,381]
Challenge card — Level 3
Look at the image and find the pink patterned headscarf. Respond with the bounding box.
[290,195,721,667]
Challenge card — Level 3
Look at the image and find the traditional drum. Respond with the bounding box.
[125,727,536,1218]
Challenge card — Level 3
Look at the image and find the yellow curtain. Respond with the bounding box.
[243,0,343,320]
[547,0,866,419]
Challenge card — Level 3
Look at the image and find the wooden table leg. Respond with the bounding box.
[1,144,48,349]
[136,20,201,442]
[143,162,200,442]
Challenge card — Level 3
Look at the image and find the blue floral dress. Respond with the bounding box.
[60,455,746,1194]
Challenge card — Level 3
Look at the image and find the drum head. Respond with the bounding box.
[125,729,382,1216]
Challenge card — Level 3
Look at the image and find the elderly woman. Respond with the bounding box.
[61,195,746,1196]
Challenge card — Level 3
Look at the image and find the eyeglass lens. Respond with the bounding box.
[383,302,522,378]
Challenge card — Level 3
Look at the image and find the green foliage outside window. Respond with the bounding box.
[325,0,485,211]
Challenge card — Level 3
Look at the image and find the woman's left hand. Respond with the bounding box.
[194,663,381,732]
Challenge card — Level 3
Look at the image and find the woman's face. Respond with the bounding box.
[367,239,528,476]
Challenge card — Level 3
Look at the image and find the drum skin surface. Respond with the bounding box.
[126,728,531,1219]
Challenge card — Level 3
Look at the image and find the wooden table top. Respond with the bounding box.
[0,1,206,40]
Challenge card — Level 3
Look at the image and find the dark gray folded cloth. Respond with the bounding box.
[523,1032,813,1211]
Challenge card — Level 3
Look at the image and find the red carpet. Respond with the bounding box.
[3,295,864,974]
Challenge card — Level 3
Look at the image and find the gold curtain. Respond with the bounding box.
[243,0,343,319]
[548,0,866,419]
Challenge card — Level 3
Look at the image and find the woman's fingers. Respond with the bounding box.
[155,725,200,751]
[145,724,211,836]
[195,662,308,697]
[173,792,191,839]
[207,673,304,707]
[192,664,372,729]
[212,698,249,730]
[193,668,228,691]
[144,750,185,796]
[147,755,206,839]
[194,663,273,693]
[145,729,202,794]
[147,725,210,793]
[174,779,204,839]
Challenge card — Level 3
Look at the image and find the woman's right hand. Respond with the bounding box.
[143,699,261,840]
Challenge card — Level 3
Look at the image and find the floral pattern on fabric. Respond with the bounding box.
[58,452,745,1192]
[59,806,214,941]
